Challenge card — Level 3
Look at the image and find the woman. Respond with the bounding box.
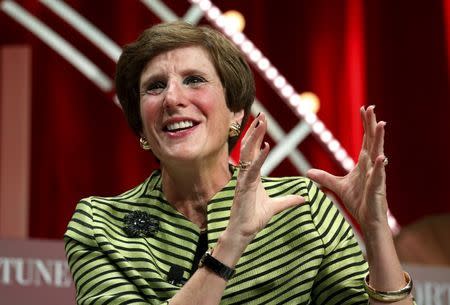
[65,22,414,305]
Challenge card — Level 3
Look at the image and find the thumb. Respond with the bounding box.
[306,169,339,192]
[270,195,305,215]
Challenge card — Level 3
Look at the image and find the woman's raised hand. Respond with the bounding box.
[227,113,305,243]
[307,106,389,232]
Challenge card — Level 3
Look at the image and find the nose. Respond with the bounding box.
[163,79,187,110]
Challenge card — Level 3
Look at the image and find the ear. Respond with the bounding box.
[232,109,245,125]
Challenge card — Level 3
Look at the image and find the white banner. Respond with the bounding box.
[1,239,449,305]
[0,239,76,305]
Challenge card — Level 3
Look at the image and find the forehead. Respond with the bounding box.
[141,46,217,78]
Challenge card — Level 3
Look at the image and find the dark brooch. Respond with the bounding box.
[123,211,159,237]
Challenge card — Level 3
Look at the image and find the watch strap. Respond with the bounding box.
[199,248,235,281]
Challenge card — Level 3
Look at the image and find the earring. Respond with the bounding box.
[139,137,151,150]
[229,122,241,138]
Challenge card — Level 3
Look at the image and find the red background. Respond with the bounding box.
[1,0,449,238]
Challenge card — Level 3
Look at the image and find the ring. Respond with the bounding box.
[383,157,388,166]
[238,161,252,171]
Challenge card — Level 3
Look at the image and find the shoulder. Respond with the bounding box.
[65,170,163,242]
[85,170,162,210]
[98,169,161,200]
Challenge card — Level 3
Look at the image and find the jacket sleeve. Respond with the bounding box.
[64,198,170,305]
[305,180,369,305]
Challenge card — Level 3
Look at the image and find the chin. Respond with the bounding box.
[161,150,202,164]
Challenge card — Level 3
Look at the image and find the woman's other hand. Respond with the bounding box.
[307,106,389,232]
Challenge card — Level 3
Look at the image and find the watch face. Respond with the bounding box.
[198,250,210,268]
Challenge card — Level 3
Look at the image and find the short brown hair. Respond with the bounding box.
[115,21,255,151]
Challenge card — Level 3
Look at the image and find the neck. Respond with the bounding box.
[160,155,232,230]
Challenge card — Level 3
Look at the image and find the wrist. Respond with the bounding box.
[362,221,407,292]
[361,217,390,240]
[215,229,251,267]
[363,222,395,258]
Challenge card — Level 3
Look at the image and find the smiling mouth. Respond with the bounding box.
[164,120,198,132]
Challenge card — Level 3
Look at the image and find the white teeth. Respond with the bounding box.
[166,120,194,131]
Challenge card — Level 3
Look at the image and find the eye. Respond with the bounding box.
[145,81,166,95]
[184,75,206,87]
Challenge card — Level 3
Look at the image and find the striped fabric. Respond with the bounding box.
[65,168,369,305]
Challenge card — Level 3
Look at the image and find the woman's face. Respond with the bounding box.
[139,46,243,165]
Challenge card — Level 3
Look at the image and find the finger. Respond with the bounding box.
[362,106,376,155]
[306,168,340,192]
[360,106,369,150]
[366,105,377,140]
[240,113,260,144]
[248,114,267,155]
[240,142,270,183]
[370,121,386,161]
[367,155,387,196]
[240,113,267,161]
[358,106,371,168]
[269,194,305,215]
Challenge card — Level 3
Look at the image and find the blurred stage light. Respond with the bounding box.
[298,92,320,114]
[223,10,245,33]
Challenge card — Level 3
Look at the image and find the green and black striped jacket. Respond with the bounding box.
[65,168,369,305]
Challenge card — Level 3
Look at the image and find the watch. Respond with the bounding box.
[199,248,235,281]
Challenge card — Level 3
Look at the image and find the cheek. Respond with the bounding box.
[140,99,160,133]
[195,89,229,116]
